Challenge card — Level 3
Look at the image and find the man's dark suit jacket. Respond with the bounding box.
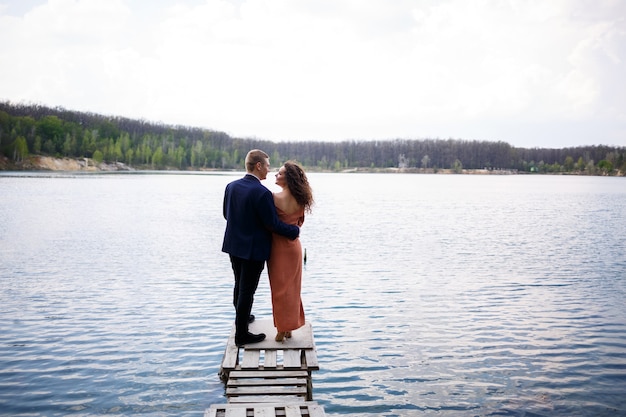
[222,174,300,261]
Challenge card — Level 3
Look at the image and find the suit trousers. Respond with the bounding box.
[229,255,265,338]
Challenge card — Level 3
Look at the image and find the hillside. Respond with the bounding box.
[1,101,624,175]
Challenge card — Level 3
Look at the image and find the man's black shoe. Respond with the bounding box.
[235,332,266,347]
[248,314,255,323]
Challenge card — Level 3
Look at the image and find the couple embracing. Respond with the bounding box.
[222,149,314,347]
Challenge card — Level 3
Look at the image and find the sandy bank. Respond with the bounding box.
[0,156,132,172]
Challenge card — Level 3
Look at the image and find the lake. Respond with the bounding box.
[1,172,625,416]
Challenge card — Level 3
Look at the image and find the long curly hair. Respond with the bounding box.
[283,160,314,213]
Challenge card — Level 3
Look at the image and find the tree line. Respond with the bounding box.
[1,101,624,175]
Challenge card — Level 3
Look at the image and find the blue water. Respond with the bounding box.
[1,172,625,416]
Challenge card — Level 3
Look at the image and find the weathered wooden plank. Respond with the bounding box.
[221,339,239,370]
[303,350,319,369]
[225,408,247,417]
[227,385,307,396]
[226,388,306,397]
[243,320,315,350]
[205,404,248,417]
[228,377,308,387]
[264,349,277,368]
[292,323,313,341]
[206,402,326,417]
[253,406,275,417]
[282,350,302,368]
[284,404,304,417]
[228,370,308,379]
[241,349,261,369]
[227,395,306,404]
[219,325,240,382]
[307,403,327,417]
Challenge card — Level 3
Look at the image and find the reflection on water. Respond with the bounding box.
[1,172,625,416]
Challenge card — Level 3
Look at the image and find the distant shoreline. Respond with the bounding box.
[0,155,133,172]
[0,155,620,176]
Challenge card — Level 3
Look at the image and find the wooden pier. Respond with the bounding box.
[205,319,326,417]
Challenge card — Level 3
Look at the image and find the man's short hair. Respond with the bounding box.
[245,149,269,172]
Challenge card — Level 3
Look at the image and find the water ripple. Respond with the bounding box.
[2,173,626,416]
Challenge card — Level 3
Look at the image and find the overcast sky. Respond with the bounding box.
[1,0,625,148]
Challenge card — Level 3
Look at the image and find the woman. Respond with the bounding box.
[268,161,314,342]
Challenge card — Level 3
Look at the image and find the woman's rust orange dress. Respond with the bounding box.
[268,205,305,333]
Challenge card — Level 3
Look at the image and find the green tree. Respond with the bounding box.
[33,136,42,154]
[537,159,546,173]
[43,139,55,155]
[191,140,203,168]
[317,155,328,170]
[452,158,463,173]
[93,149,104,164]
[81,130,96,156]
[13,136,29,161]
[232,148,240,168]
[62,134,74,156]
[152,146,164,168]
[36,116,64,154]
[175,145,185,169]
[125,148,134,166]
[598,160,613,175]
[113,139,123,162]
[119,132,131,155]
[272,150,281,165]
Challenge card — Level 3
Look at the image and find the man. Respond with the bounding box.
[222,149,300,346]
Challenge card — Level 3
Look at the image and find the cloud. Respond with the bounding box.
[0,0,133,107]
[0,0,624,147]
